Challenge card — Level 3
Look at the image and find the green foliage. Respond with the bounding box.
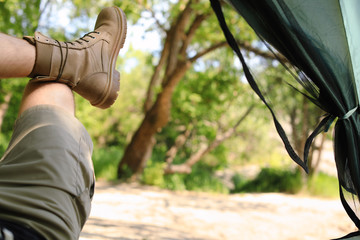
[92,147,123,181]
[231,167,338,198]
[231,173,247,193]
[0,134,8,156]
[191,0,256,51]
[0,79,25,153]
[0,0,41,35]
[182,163,229,194]
[157,51,275,181]
[163,169,229,194]
[231,167,303,194]
[117,164,134,181]
[1,86,22,136]
[245,151,294,170]
[162,174,187,191]
[141,159,166,187]
[142,149,229,194]
[173,66,244,124]
[307,172,339,198]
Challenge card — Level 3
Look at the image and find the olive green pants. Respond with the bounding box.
[0,105,94,240]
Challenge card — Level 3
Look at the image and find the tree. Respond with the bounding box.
[117,0,278,179]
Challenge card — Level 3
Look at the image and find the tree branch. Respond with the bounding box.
[238,41,289,63]
[189,41,228,62]
[188,40,289,64]
[165,128,192,166]
[180,13,210,57]
[165,0,195,79]
[164,104,256,174]
[144,7,167,32]
[144,34,171,113]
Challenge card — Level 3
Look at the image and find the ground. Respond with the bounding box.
[80,182,356,240]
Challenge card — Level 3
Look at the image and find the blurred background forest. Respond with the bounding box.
[0,0,339,197]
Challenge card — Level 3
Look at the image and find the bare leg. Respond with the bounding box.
[18,82,75,116]
[0,33,35,78]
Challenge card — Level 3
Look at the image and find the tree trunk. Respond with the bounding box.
[118,0,214,179]
[118,63,190,178]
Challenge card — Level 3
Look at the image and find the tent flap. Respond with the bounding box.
[211,0,360,231]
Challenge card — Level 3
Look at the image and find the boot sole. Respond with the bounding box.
[93,6,127,109]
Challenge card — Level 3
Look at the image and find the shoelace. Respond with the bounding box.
[54,40,68,82]
[69,31,100,45]
[54,31,100,82]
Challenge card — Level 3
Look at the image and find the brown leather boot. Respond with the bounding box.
[24,6,127,109]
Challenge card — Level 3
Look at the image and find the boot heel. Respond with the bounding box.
[74,71,120,109]
[93,70,120,109]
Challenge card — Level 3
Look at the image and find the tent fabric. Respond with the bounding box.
[210,0,360,233]
[340,0,360,99]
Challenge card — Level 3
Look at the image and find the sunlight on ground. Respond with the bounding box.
[80,182,355,240]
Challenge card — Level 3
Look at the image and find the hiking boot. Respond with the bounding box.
[23,6,127,109]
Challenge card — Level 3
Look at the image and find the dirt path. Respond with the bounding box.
[80,182,356,240]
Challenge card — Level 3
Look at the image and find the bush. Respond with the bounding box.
[307,172,339,198]
[141,159,229,194]
[231,172,248,193]
[141,160,166,187]
[92,147,123,181]
[183,168,229,194]
[231,167,302,194]
[163,174,187,191]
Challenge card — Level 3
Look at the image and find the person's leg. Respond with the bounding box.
[0,80,93,240]
[0,33,35,78]
[18,81,75,116]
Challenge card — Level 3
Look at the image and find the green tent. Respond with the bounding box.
[210,0,360,238]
